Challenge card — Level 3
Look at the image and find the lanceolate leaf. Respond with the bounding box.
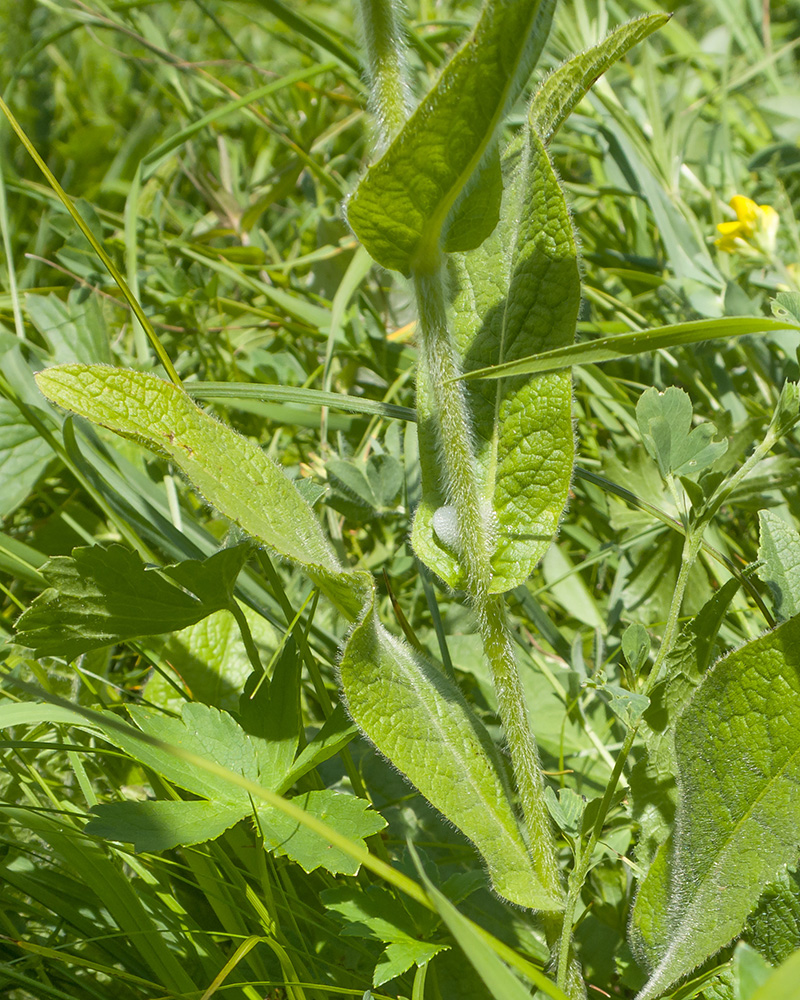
[412,126,578,593]
[347,0,556,274]
[339,606,562,911]
[34,365,371,619]
[530,13,670,144]
[634,614,800,1000]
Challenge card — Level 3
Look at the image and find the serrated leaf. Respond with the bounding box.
[257,789,386,876]
[757,511,800,621]
[100,703,258,805]
[412,126,578,593]
[321,885,447,987]
[531,13,669,143]
[339,606,561,910]
[85,799,246,853]
[347,0,556,274]
[636,386,727,480]
[14,543,250,659]
[635,615,800,1000]
[34,365,371,619]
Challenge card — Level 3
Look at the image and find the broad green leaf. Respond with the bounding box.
[757,511,800,621]
[14,543,250,660]
[34,365,371,619]
[629,838,672,976]
[347,0,556,274]
[636,387,727,480]
[85,799,246,853]
[25,290,110,365]
[412,126,578,593]
[458,317,800,381]
[0,396,52,516]
[339,606,561,911]
[771,292,800,326]
[750,948,800,1000]
[256,789,386,876]
[635,614,800,1000]
[531,13,670,143]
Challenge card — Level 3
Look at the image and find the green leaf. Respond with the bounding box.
[636,387,727,480]
[238,638,301,792]
[622,623,651,674]
[412,127,578,592]
[758,511,800,621]
[100,703,258,805]
[347,0,556,274]
[531,13,670,143]
[458,317,800,381]
[771,292,800,326]
[732,942,772,1000]
[282,704,358,789]
[339,606,561,911]
[256,789,386,876]
[14,544,250,660]
[25,290,111,365]
[143,605,276,714]
[746,868,800,965]
[749,948,800,1000]
[409,848,569,1000]
[635,614,800,1000]
[0,396,52,516]
[34,365,371,619]
[321,885,447,987]
[85,799,247,853]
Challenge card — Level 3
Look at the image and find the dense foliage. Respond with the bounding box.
[2,1,800,999]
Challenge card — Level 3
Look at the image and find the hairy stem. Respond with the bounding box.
[414,263,562,901]
[358,0,409,147]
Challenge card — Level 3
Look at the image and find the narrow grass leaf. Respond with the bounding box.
[410,847,569,1000]
[750,949,800,1000]
[459,317,800,381]
[347,0,555,273]
[635,614,800,1000]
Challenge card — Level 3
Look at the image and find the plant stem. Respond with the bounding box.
[413,263,562,900]
[358,0,409,147]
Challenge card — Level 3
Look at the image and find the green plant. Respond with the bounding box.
[3,1,800,999]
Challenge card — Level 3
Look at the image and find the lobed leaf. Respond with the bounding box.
[347,0,555,274]
[412,126,578,592]
[634,614,800,999]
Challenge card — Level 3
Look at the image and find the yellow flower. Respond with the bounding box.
[715,195,779,255]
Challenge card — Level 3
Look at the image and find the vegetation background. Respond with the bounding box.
[1,0,800,998]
